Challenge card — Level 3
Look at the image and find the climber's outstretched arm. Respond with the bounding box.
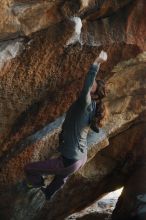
[79,51,107,104]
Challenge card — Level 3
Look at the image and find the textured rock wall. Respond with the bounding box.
[0,0,146,219]
[0,0,62,40]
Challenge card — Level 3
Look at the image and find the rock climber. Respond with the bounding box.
[24,50,108,200]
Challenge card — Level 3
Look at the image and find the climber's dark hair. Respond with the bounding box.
[90,79,107,133]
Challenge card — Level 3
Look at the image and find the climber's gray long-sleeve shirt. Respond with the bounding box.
[59,64,100,160]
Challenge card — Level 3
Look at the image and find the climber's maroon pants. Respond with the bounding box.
[24,154,87,199]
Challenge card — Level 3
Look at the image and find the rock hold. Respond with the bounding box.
[66,17,82,46]
[0,38,24,70]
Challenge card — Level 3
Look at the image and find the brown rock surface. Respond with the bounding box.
[0,0,145,220]
[0,0,62,40]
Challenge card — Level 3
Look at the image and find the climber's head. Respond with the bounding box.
[90,79,108,132]
[91,79,106,101]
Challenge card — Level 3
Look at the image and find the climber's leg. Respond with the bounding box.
[41,175,68,200]
[24,156,65,187]
[41,154,87,200]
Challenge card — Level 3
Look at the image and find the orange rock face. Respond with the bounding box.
[126,0,146,50]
